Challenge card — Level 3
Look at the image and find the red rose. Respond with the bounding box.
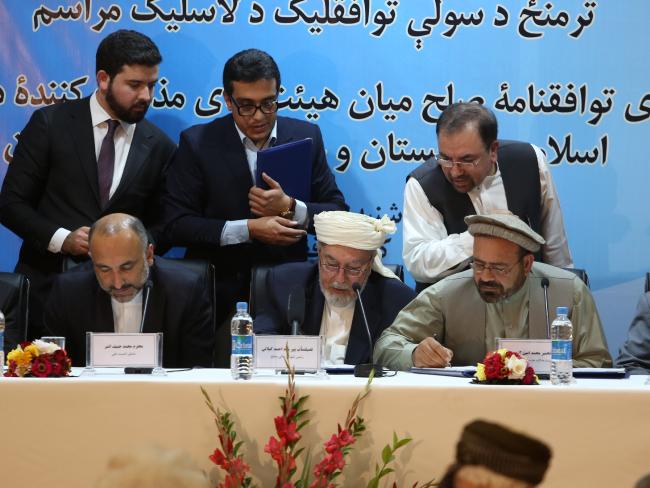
[523,366,536,385]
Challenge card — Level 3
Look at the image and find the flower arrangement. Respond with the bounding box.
[201,351,437,487]
[473,348,538,385]
[4,340,72,377]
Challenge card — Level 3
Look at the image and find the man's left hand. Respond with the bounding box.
[249,172,292,217]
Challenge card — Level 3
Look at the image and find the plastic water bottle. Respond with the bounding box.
[0,309,5,370]
[231,302,254,380]
[550,306,573,385]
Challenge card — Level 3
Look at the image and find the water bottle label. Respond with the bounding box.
[551,339,572,361]
[232,335,253,355]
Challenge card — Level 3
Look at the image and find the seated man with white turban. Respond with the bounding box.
[374,212,612,370]
[253,211,416,365]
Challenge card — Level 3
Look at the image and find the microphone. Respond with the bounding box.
[352,282,385,378]
[287,288,305,336]
[541,278,550,339]
[139,280,154,333]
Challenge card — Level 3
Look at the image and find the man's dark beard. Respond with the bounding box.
[105,81,149,124]
[475,269,527,303]
[476,279,507,303]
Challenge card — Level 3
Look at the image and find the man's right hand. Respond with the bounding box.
[412,336,453,368]
[61,226,90,256]
[247,216,307,246]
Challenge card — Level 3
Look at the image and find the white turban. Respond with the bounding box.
[313,211,399,280]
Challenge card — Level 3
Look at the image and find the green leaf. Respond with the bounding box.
[381,444,393,464]
[394,437,412,450]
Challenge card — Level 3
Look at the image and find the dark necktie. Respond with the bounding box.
[97,119,119,207]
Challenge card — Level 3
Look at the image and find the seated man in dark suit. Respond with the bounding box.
[616,292,650,374]
[44,213,214,368]
[254,211,416,365]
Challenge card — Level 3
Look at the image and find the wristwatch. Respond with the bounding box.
[280,196,296,219]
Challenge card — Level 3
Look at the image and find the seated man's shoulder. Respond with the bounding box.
[54,262,96,290]
[370,272,415,297]
[531,262,581,282]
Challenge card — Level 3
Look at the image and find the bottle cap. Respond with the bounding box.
[556,306,568,315]
[236,301,248,312]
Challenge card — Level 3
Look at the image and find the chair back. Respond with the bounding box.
[0,272,30,351]
[562,267,590,288]
[249,265,273,318]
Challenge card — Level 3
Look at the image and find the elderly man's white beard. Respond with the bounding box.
[320,278,368,308]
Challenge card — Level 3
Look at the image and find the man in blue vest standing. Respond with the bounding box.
[403,102,572,291]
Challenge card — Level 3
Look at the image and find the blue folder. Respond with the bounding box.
[256,138,312,202]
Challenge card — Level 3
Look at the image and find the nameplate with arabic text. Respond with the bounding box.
[496,338,551,375]
[254,335,322,371]
[88,333,161,368]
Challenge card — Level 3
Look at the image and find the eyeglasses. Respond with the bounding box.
[319,257,372,278]
[470,258,521,277]
[230,97,278,116]
[435,155,482,169]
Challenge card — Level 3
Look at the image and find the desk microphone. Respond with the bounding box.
[139,280,153,333]
[541,278,550,339]
[352,282,385,378]
[287,288,305,335]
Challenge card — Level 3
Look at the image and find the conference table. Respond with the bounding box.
[1,368,649,486]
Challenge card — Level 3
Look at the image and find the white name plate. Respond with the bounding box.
[87,332,162,368]
[255,335,322,371]
[496,338,551,375]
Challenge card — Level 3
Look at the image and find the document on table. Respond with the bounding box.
[410,366,476,377]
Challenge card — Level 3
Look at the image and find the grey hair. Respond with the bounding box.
[89,214,149,252]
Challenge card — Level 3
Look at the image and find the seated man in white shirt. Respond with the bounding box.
[44,213,214,367]
[403,102,572,291]
[253,211,416,365]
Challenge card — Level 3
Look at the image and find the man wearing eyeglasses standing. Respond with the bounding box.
[163,49,346,364]
[254,211,415,366]
[374,213,611,369]
[403,102,572,292]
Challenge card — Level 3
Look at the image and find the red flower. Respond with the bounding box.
[31,355,53,377]
[274,415,300,443]
[210,448,228,468]
[53,349,66,361]
[484,353,503,379]
[314,450,345,478]
[337,428,354,447]
[264,436,285,463]
[523,366,536,385]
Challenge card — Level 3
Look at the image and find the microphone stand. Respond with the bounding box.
[352,283,385,378]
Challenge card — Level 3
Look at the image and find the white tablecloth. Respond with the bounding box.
[1,369,649,486]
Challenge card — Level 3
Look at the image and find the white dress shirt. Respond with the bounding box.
[111,290,143,333]
[319,300,356,365]
[402,144,573,282]
[48,91,136,253]
[219,120,308,245]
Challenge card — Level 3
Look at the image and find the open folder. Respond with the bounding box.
[256,138,313,202]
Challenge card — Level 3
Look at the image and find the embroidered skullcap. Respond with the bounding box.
[465,212,545,253]
[314,211,399,279]
[455,419,552,485]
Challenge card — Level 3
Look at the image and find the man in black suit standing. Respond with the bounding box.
[164,49,347,363]
[0,30,175,341]
[45,213,214,368]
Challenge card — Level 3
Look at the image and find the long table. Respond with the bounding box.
[1,369,649,486]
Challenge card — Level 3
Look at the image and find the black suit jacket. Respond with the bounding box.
[0,96,175,275]
[44,257,214,368]
[253,262,416,365]
[164,114,347,312]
